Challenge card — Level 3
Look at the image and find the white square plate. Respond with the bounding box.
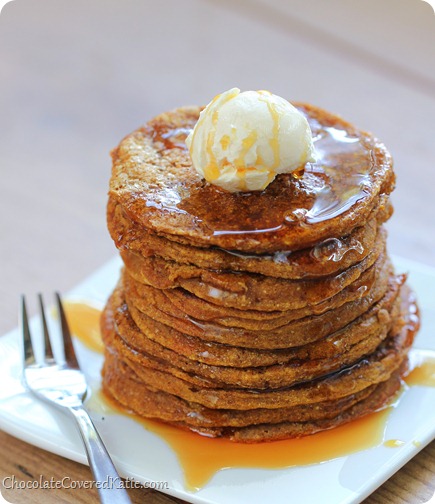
[0,255,434,504]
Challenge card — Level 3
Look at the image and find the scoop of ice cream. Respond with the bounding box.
[185,88,315,192]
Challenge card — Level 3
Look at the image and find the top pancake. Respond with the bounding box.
[109,103,395,253]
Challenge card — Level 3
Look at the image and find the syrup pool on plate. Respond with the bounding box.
[64,301,435,492]
[59,301,104,353]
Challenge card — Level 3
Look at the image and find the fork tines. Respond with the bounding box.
[20,293,79,369]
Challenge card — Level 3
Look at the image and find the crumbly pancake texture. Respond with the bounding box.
[102,102,419,442]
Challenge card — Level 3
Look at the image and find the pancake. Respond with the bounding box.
[102,285,417,410]
[109,104,395,253]
[125,268,395,351]
[106,313,412,410]
[123,256,394,347]
[121,231,385,311]
[108,281,403,389]
[108,195,393,280]
[119,222,386,288]
[102,351,379,427]
[193,369,404,442]
[101,287,417,441]
[103,354,404,441]
[102,99,419,442]
[116,275,403,369]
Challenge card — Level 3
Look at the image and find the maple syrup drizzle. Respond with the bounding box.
[150,110,379,240]
[66,302,435,492]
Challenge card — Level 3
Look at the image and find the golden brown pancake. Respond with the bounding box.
[102,354,405,441]
[103,351,379,427]
[108,195,393,280]
[107,282,402,389]
[101,286,417,441]
[102,285,416,410]
[118,221,386,288]
[102,100,418,442]
[121,233,385,311]
[112,275,402,369]
[199,370,404,442]
[126,272,394,350]
[108,104,395,253]
[123,257,394,348]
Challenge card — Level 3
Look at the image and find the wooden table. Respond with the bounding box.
[0,0,434,502]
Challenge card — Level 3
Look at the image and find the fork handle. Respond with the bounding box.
[69,405,132,503]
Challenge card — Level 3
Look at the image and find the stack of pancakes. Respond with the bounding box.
[101,103,419,442]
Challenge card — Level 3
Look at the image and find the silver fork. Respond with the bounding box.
[20,293,131,504]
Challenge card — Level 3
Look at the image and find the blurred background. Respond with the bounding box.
[0,0,434,333]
